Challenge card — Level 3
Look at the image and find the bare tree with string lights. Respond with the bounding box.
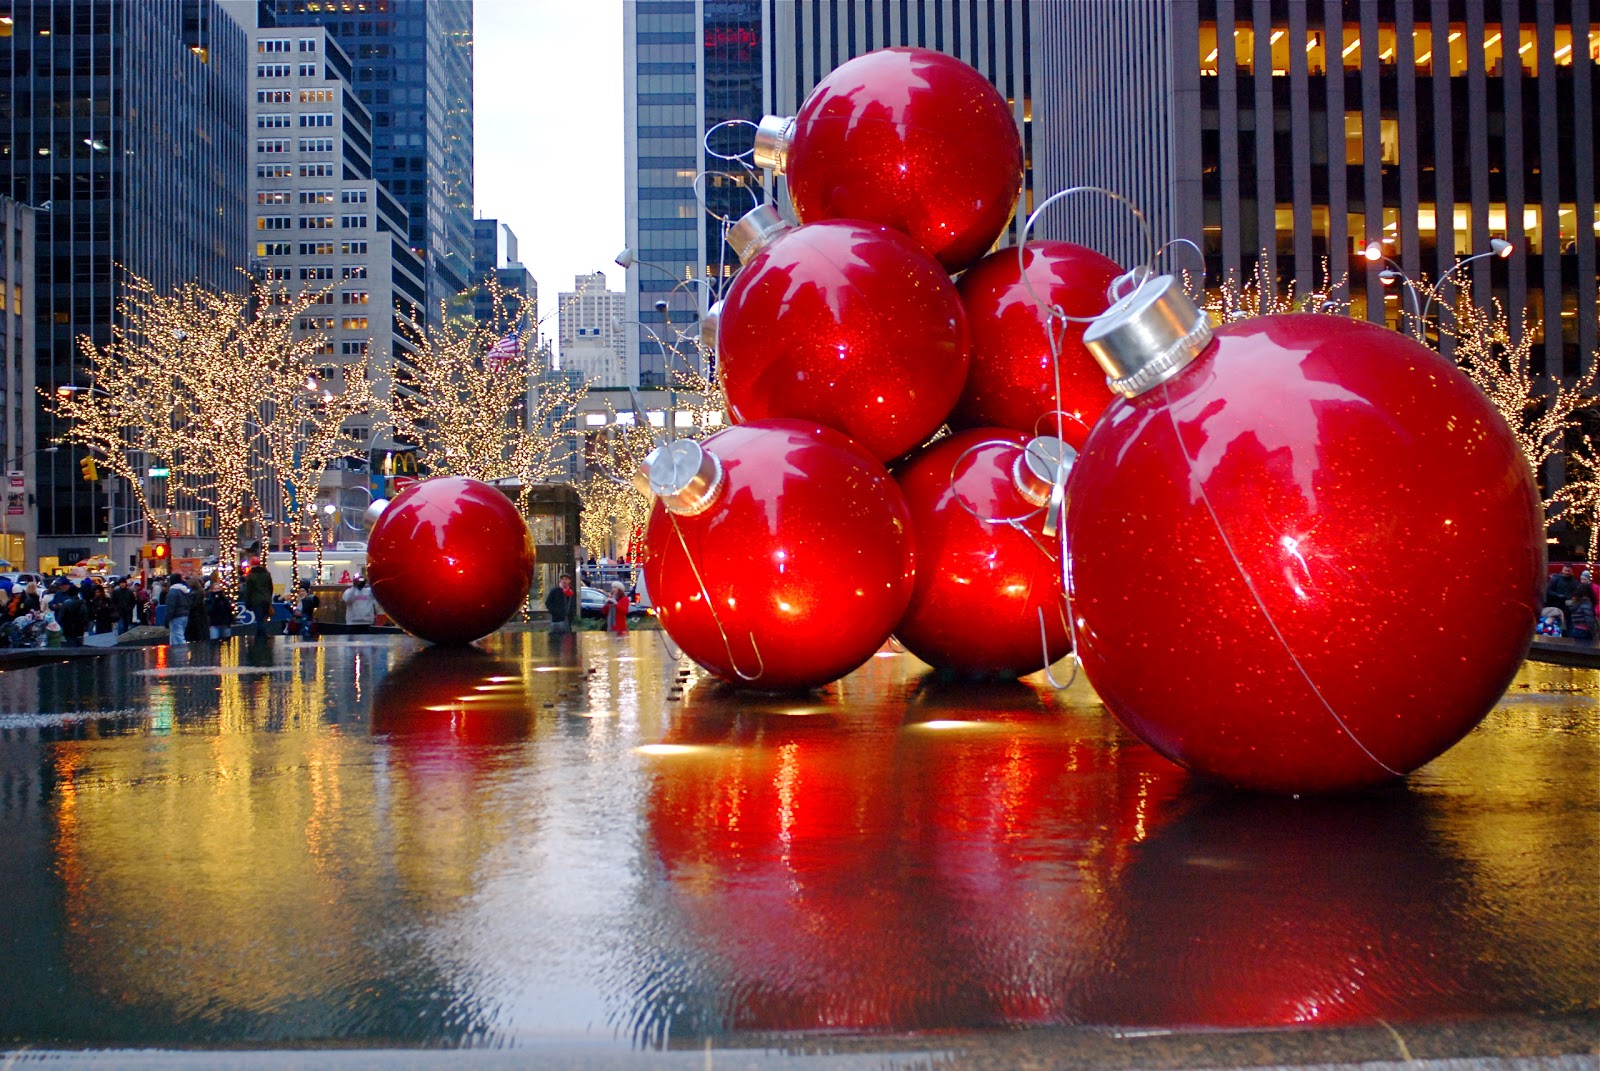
[387,277,585,502]
[255,350,378,584]
[48,271,337,583]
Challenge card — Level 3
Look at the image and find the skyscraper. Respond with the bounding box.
[622,1,1039,387]
[558,273,628,389]
[262,0,474,321]
[246,21,425,518]
[0,0,250,566]
[1036,2,1598,377]
[471,217,535,330]
[622,0,762,388]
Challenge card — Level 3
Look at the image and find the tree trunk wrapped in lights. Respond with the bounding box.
[576,360,724,560]
[47,271,360,587]
[255,345,378,585]
[387,278,585,504]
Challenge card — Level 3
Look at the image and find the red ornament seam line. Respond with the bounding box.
[1154,379,1403,779]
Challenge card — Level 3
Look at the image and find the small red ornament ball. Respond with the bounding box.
[785,47,1022,272]
[1066,314,1546,793]
[893,430,1071,678]
[718,219,970,462]
[952,241,1124,448]
[367,476,537,646]
[643,419,916,691]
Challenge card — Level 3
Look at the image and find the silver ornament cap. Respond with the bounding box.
[362,498,389,532]
[700,300,723,354]
[1083,274,1214,398]
[1012,436,1075,508]
[727,202,790,264]
[637,438,725,517]
[752,114,794,173]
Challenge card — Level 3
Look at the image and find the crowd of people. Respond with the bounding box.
[1538,565,1598,643]
[0,564,380,648]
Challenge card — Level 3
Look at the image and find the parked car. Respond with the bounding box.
[0,571,42,591]
[578,585,650,618]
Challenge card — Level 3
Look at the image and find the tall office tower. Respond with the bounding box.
[247,24,424,494]
[0,0,249,568]
[1036,2,1598,381]
[762,0,1041,235]
[0,197,37,569]
[623,0,762,387]
[471,217,535,330]
[263,0,474,322]
[557,273,629,389]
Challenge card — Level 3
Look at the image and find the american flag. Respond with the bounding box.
[485,332,522,367]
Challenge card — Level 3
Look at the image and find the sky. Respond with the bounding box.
[473,1,626,346]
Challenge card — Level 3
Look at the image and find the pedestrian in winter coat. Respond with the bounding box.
[544,574,576,633]
[164,577,193,646]
[242,565,275,637]
[110,580,136,633]
[205,580,235,641]
[603,581,629,634]
[342,576,376,630]
[52,580,89,646]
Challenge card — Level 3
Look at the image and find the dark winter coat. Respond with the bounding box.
[206,589,235,627]
[54,592,89,638]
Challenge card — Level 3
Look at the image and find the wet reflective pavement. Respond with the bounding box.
[0,634,1595,1065]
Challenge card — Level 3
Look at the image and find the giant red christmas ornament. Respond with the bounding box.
[1065,276,1546,793]
[893,429,1073,678]
[641,419,915,691]
[717,207,969,462]
[367,476,537,646]
[951,241,1124,447]
[753,47,1023,272]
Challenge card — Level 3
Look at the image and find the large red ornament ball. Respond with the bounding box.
[783,47,1023,272]
[718,219,970,462]
[1066,313,1546,793]
[952,241,1124,447]
[894,429,1072,678]
[643,419,916,691]
[367,476,536,646]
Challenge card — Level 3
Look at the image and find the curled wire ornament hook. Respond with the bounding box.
[654,626,686,664]
[1041,521,1087,693]
[1017,186,1156,326]
[665,510,765,683]
[1038,604,1081,691]
[703,118,759,161]
[1154,237,1208,302]
[947,438,1047,529]
[692,168,763,226]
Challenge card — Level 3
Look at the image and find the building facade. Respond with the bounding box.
[0,0,250,569]
[263,0,475,322]
[0,196,37,569]
[247,22,425,526]
[557,273,629,389]
[623,0,1039,387]
[623,1,757,387]
[470,217,534,329]
[1036,1,1598,381]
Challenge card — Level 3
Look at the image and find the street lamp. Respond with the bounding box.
[1422,238,1515,328]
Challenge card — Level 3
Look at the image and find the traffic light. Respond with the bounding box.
[153,543,169,561]
[79,456,98,482]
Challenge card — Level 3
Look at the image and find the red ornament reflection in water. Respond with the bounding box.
[367,476,537,646]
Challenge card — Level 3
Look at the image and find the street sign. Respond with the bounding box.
[148,467,170,478]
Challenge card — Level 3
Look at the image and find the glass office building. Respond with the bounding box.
[0,0,249,564]
[263,0,474,322]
